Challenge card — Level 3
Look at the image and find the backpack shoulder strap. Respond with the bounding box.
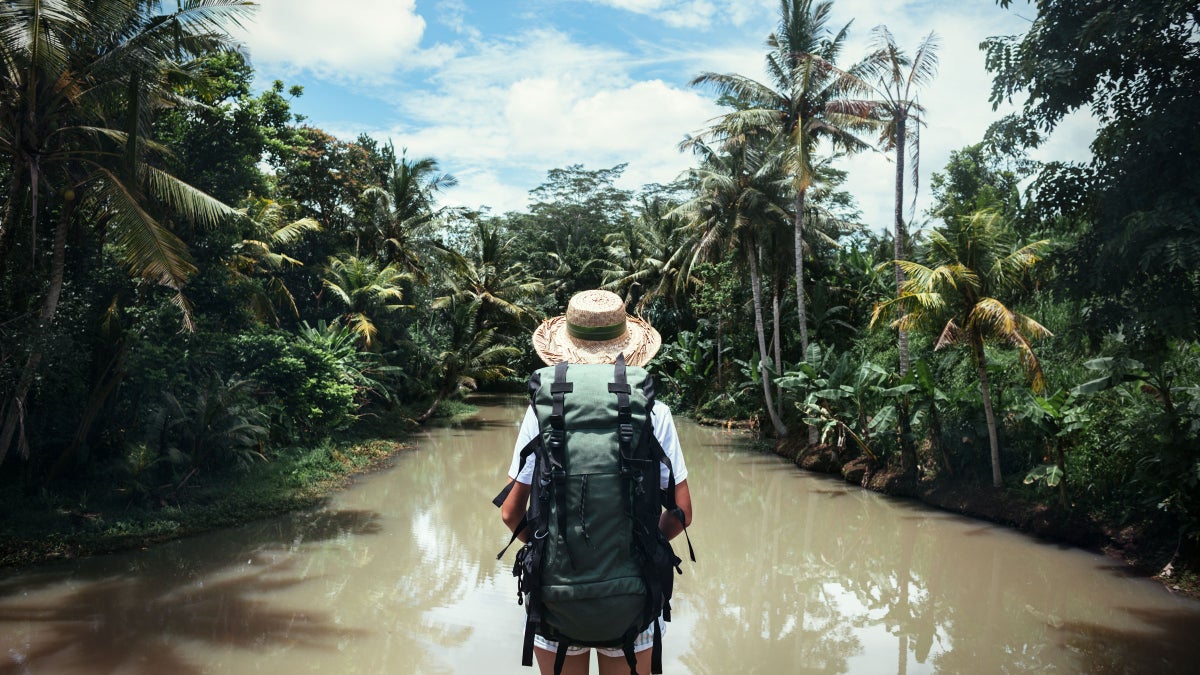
[642,405,697,564]
[493,369,549,558]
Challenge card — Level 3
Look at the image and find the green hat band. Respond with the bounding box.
[566,320,627,341]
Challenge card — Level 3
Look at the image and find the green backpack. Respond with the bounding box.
[494,357,694,675]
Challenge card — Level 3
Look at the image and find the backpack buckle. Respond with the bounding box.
[618,423,634,442]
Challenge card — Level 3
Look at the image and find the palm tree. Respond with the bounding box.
[416,298,520,424]
[872,209,1052,488]
[230,197,321,325]
[675,135,792,437]
[322,254,412,350]
[361,145,457,282]
[600,194,695,312]
[691,0,877,357]
[0,0,254,465]
[861,26,940,377]
[434,220,543,332]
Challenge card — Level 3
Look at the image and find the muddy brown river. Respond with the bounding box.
[2,394,1199,673]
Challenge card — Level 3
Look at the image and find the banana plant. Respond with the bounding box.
[778,346,887,459]
[658,330,720,403]
[906,360,953,476]
[1015,388,1089,506]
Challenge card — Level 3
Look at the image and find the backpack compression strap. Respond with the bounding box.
[548,361,576,570]
[609,354,635,464]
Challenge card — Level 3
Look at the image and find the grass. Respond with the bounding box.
[0,417,418,570]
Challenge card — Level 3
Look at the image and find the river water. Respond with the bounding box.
[2,394,1198,674]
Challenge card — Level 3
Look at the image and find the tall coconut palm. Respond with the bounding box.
[675,135,792,437]
[0,0,253,465]
[434,220,543,332]
[872,209,1052,488]
[691,0,877,358]
[322,254,412,350]
[361,145,457,282]
[861,26,940,377]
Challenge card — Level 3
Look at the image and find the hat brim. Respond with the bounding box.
[532,315,661,367]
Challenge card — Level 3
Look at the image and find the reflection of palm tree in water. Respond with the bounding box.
[680,459,862,673]
[0,510,381,673]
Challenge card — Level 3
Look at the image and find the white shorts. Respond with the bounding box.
[533,618,664,657]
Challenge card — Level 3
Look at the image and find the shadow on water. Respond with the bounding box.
[0,509,383,674]
[441,417,517,433]
[1057,607,1200,673]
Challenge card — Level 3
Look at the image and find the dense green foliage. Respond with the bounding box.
[0,0,1196,575]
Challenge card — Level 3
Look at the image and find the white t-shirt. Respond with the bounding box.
[508,403,688,490]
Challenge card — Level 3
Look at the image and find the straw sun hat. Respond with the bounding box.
[532,290,662,367]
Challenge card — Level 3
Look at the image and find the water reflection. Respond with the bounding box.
[0,510,381,674]
[1,395,1199,674]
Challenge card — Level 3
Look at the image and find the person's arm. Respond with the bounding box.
[659,479,691,540]
[500,406,539,542]
[501,480,531,543]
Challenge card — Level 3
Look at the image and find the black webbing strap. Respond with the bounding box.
[651,619,663,674]
[609,354,634,458]
[493,434,540,507]
[553,639,569,675]
[549,361,574,569]
[492,480,516,508]
[622,631,639,675]
[494,431,542,559]
[522,619,537,667]
[495,514,527,560]
[651,435,696,563]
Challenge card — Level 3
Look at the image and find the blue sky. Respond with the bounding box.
[231,0,1094,231]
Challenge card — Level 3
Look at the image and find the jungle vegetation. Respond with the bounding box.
[1,0,1197,578]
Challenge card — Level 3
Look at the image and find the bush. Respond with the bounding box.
[231,330,358,437]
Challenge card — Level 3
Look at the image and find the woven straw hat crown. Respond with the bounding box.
[532,290,661,366]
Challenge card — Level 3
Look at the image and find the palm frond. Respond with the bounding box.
[143,164,239,228]
[93,167,196,288]
[934,319,963,350]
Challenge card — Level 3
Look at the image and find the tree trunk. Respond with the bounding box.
[748,245,787,437]
[771,281,783,422]
[793,189,810,355]
[0,169,24,271]
[893,113,910,377]
[793,190,818,446]
[416,389,448,424]
[1055,439,1067,508]
[0,194,74,466]
[716,320,724,391]
[930,407,953,477]
[974,338,1003,488]
[50,341,129,482]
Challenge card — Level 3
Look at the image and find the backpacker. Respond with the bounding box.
[493,356,694,675]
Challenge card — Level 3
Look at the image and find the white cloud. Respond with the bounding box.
[363,29,717,211]
[816,2,1094,233]
[264,0,1096,227]
[587,0,775,29]
[233,0,428,81]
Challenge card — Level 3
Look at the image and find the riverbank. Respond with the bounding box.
[775,437,1200,599]
[0,403,477,570]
